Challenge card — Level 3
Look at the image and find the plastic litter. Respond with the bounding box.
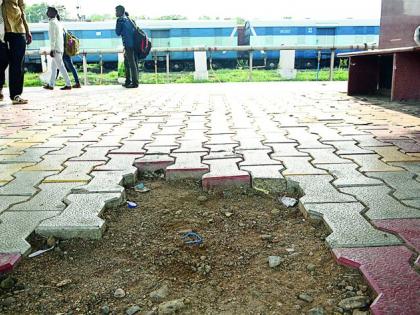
[127,201,138,209]
[134,183,150,193]
[280,196,298,208]
[28,246,54,258]
[181,231,203,246]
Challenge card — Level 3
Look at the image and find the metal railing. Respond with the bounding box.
[26,44,377,85]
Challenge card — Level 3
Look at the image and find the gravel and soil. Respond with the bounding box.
[0,178,373,315]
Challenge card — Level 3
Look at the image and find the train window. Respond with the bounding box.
[96,32,102,36]
[308,28,313,34]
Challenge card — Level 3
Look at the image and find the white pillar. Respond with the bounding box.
[194,51,208,81]
[278,50,297,79]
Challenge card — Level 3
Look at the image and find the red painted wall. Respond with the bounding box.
[379,0,420,49]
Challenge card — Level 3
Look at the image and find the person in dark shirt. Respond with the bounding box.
[115,5,138,88]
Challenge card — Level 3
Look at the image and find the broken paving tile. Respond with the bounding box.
[0,253,21,273]
[333,246,420,315]
[302,203,401,248]
[340,185,420,220]
[134,154,175,172]
[36,193,123,240]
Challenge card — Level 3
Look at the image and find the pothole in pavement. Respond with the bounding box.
[0,178,373,315]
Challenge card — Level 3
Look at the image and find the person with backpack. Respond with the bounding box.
[43,6,72,91]
[62,43,81,88]
[0,0,32,104]
[115,5,138,88]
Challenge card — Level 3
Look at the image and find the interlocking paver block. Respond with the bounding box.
[0,253,21,273]
[390,162,420,175]
[341,154,404,172]
[0,147,54,164]
[0,211,61,254]
[0,163,34,184]
[324,141,374,155]
[72,171,130,194]
[134,154,175,172]
[173,141,208,153]
[263,132,294,144]
[206,134,238,145]
[109,141,148,154]
[300,148,351,164]
[277,157,327,176]
[202,158,250,190]
[341,185,420,220]
[238,149,282,167]
[95,154,138,172]
[0,196,29,215]
[307,124,348,141]
[373,219,420,252]
[43,161,104,183]
[333,246,420,315]
[69,146,117,162]
[37,193,123,240]
[203,144,241,160]
[287,175,356,203]
[9,182,76,212]
[371,146,420,163]
[301,203,401,248]
[385,139,420,153]
[270,143,308,157]
[350,135,392,147]
[320,163,383,187]
[365,171,420,200]
[166,153,209,180]
[0,171,57,196]
[286,127,330,149]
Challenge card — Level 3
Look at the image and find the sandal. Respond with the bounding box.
[12,96,28,105]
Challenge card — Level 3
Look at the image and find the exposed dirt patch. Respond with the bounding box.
[0,179,373,314]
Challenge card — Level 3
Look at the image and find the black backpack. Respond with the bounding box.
[129,18,152,59]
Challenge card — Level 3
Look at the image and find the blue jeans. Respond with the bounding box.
[63,54,80,85]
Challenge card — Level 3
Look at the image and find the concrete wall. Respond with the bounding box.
[379,0,420,48]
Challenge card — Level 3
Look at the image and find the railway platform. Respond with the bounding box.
[0,82,419,314]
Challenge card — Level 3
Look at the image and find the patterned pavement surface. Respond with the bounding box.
[0,82,419,314]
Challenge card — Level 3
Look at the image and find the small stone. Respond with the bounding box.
[298,293,314,303]
[158,299,185,314]
[239,223,245,227]
[175,210,182,215]
[56,279,72,288]
[0,297,16,307]
[114,288,126,298]
[345,286,354,292]
[150,285,169,302]
[268,256,283,268]
[126,305,141,315]
[224,212,233,218]
[100,305,110,315]
[271,209,280,215]
[358,285,368,292]
[46,235,57,247]
[306,264,316,272]
[197,196,208,202]
[0,277,15,290]
[307,307,326,315]
[338,296,370,311]
[260,234,273,241]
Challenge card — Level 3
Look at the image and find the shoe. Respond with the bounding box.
[126,84,139,89]
[122,82,131,88]
[60,86,72,91]
[12,95,28,105]
[43,85,54,90]
[73,83,81,88]
[0,91,3,102]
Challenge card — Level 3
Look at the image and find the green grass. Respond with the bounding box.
[23,68,348,87]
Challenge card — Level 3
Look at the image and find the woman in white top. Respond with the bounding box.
[43,6,71,90]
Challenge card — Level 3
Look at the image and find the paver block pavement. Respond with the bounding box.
[341,154,404,172]
[384,139,420,153]
[0,147,55,164]
[0,163,35,184]
[390,162,420,175]
[238,149,282,167]
[301,203,401,248]
[36,193,123,240]
[202,158,250,190]
[341,185,420,220]
[0,253,21,273]
[166,153,209,180]
[365,171,420,200]
[320,163,383,188]
[69,146,117,162]
[299,148,350,165]
[109,141,148,154]
[0,171,57,196]
[72,170,131,194]
[0,196,30,215]
[286,127,330,149]
[333,246,420,315]
[325,141,374,155]
[203,144,241,160]
[270,143,308,157]
[278,156,327,176]
[0,211,61,254]
[287,175,356,204]
[43,161,104,183]
[134,154,175,172]
[371,146,420,163]
[9,183,77,212]
[373,219,420,252]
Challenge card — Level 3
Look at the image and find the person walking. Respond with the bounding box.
[43,6,71,91]
[115,5,138,88]
[62,35,81,88]
[1,0,32,104]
